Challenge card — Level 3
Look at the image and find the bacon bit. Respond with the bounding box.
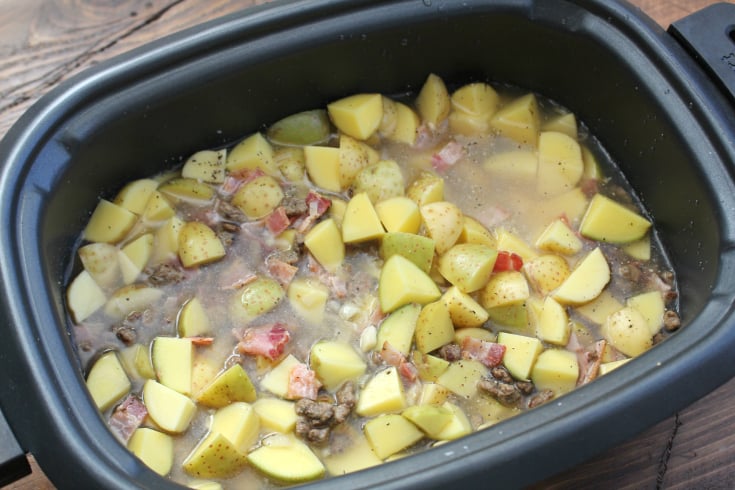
[431,140,465,172]
[493,251,524,272]
[397,360,419,382]
[460,336,506,368]
[190,337,215,346]
[237,323,291,361]
[580,178,598,197]
[578,339,606,386]
[295,191,332,233]
[267,257,298,288]
[379,341,418,382]
[265,206,291,235]
[109,395,148,444]
[287,363,322,400]
[220,175,244,196]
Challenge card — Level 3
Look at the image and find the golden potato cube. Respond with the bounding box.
[486,303,529,330]
[406,172,444,206]
[379,232,435,274]
[78,242,121,290]
[495,228,538,262]
[551,247,610,305]
[479,271,530,309]
[535,218,583,255]
[483,150,538,182]
[119,233,154,284]
[275,147,306,182]
[378,254,441,313]
[142,379,197,433]
[442,285,489,328]
[196,364,257,408]
[304,145,341,192]
[375,196,421,234]
[435,402,472,440]
[231,175,284,219]
[158,178,215,204]
[531,349,579,395]
[266,109,330,147]
[323,430,382,476]
[353,159,405,203]
[415,300,455,354]
[602,307,653,357]
[416,73,451,126]
[627,291,665,335]
[120,343,155,380]
[183,432,248,479]
[342,192,386,243]
[191,355,220,395]
[623,235,651,261]
[451,82,499,117]
[327,93,383,140]
[260,354,301,398]
[581,145,603,180]
[536,296,571,346]
[230,276,284,323]
[542,112,578,139]
[86,351,131,412]
[412,352,450,382]
[418,382,451,405]
[141,191,175,223]
[448,111,492,136]
[253,398,297,433]
[459,216,497,247]
[310,341,367,391]
[497,332,543,381]
[67,270,107,323]
[420,201,464,254]
[490,93,540,147]
[84,199,138,244]
[128,428,173,476]
[178,297,211,337]
[304,218,344,272]
[379,96,399,137]
[288,278,329,325]
[178,221,226,268]
[437,243,498,293]
[338,134,370,188]
[355,366,407,416]
[104,284,163,320]
[599,358,630,376]
[536,131,584,197]
[522,254,571,296]
[575,290,624,325]
[211,402,260,453]
[390,102,421,145]
[152,336,193,395]
[579,193,652,244]
[182,149,226,184]
[364,414,424,460]
[152,215,184,263]
[402,404,453,439]
[226,132,277,175]
[436,359,487,399]
[377,303,421,356]
[114,179,159,215]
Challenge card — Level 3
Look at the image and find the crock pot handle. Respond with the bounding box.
[669,2,735,103]
[0,406,31,485]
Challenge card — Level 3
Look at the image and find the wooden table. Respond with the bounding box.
[1,1,733,488]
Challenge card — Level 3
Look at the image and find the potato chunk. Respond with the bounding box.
[67,270,107,323]
[304,218,344,272]
[231,175,284,220]
[310,341,367,391]
[84,199,137,244]
[416,73,451,126]
[142,379,196,433]
[128,428,173,476]
[86,351,131,411]
[420,201,464,254]
[437,243,498,293]
[247,433,325,484]
[536,131,584,197]
[531,349,579,395]
[183,432,248,479]
[178,221,226,268]
[356,366,406,416]
[378,254,441,313]
[341,192,385,243]
[196,364,257,408]
[579,193,652,243]
[364,414,424,459]
[490,93,540,146]
[226,132,277,175]
[551,247,610,305]
[327,93,383,140]
[602,307,653,357]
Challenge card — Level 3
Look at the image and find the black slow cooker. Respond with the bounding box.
[1,1,735,488]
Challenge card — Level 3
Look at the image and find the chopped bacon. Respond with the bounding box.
[431,140,465,172]
[397,359,419,382]
[267,257,298,288]
[190,336,215,346]
[379,341,418,382]
[493,251,524,272]
[294,191,332,233]
[109,395,148,443]
[578,339,606,386]
[287,362,322,400]
[265,206,291,235]
[237,323,291,361]
[460,336,506,368]
[580,178,599,197]
[220,169,267,196]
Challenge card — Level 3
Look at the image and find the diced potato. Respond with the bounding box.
[437,243,498,293]
[67,270,107,323]
[377,303,421,356]
[191,355,220,395]
[579,193,652,243]
[226,132,277,175]
[531,349,579,395]
[418,382,451,405]
[183,432,248,479]
[304,145,341,192]
[536,296,571,346]
[575,290,624,325]
[378,254,441,313]
[253,398,297,433]
[552,247,610,305]
[454,327,495,345]
[114,179,159,215]
[178,297,211,337]
[84,199,137,244]
[402,404,453,439]
[310,341,367,391]
[448,111,491,136]
[479,271,529,309]
[489,93,540,147]
[328,93,383,140]
[86,351,131,412]
[274,147,306,182]
[323,429,382,476]
[178,221,226,268]
[266,109,331,147]
[304,218,345,272]
[248,433,326,484]
[451,82,499,117]
[364,414,424,460]
[599,359,631,376]
[535,218,583,255]
[601,307,653,357]
[536,131,584,197]
[389,102,421,145]
[341,192,386,243]
[152,216,184,264]
[543,112,577,139]
[375,196,421,234]
[120,343,155,380]
[288,278,330,325]
[379,96,399,137]
[211,402,260,453]
[412,352,450,382]
[260,354,301,398]
[483,150,537,182]
[420,201,464,254]
[338,134,370,188]
[120,233,154,284]
[623,235,651,261]
[406,172,444,206]
[353,159,405,203]
[486,303,529,330]
[497,332,543,381]
[329,197,348,228]
[231,175,284,220]
[459,216,497,247]
[104,284,163,320]
[416,73,451,126]
[182,149,227,184]
[379,232,435,274]
[529,188,589,233]
[522,254,571,296]
[158,178,215,204]
[415,300,455,354]
[128,428,173,476]
[78,242,121,290]
[152,336,193,395]
[436,360,487,399]
[582,145,603,180]
[186,480,223,490]
[442,286,489,328]
[435,402,472,440]
[355,366,406,416]
[230,276,284,322]
[196,364,257,408]
[141,191,175,223]
[627,291,665,335]
[142,379,197,433]
[495,228,538,262]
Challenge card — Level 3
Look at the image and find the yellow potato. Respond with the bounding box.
[388,102,420,145]
[442,286,489,328]
[104,284,163,320]
[84,199,137,244]
[341,192,386,243]
[226,132,277,175]
[182,149,226,184]
[183,432,248,479]
[522,254,571,296]
[451,82,499,117]
[114,178,159,215]
[152,336,193,395]
[327,93,383,140]
[579,193,652,243]
[497,332,543,381]
[230,276,284,323]
[247,434,325,484]
[542,112,577,139]
[378,254,441,313]
[231,175,284,220]
[479,271,530,309]
[142,379,197,433]
[416,73,451,126]
[402,404,453,439]
[158,178,215,204]
[352,159,405,203]
[364,414,424,459]
[253,398,297,433]
[178,221,226,268]
[304,145,341,192]
[536,296,571,346]
[489,93,540,146]
[414,300,455,354]
[119,233,154,284]
[288,278,329,325]
[406,172,445,206]
[177,297,211,337]
[274,147,306,182]
[67,271,108,323]
[128,428,173,476]
[210,402,260,453]
[304,218,345,272]
[355,366,406,416]
[310,341,367,390]
[420,201,464,254]
[196,364,257,408]
[601,307,653,357]
[535,218,583,255]
[552,247,610,305]
[536,131,584,197]
[436,360,487,399]
[437,243,498,293]
[531,349,579,395]
[374,196,421,234]
[86,351,131,412]
[338,134,370,188]
[376,303,421,356]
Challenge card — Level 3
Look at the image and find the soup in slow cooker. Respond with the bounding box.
[67,73,680,489]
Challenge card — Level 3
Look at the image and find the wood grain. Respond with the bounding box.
[1,1,734,489]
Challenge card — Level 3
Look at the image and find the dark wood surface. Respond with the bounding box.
[1,1,733,489]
